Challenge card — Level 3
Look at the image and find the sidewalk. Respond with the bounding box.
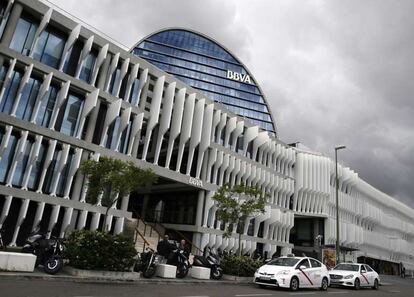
[0,267,251,285]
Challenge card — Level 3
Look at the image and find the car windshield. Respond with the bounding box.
[334,264,360,271]
[267,258,300,267]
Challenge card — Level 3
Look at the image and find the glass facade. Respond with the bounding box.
[133,29,276,135]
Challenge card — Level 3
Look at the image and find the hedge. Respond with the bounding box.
[221,255,263,277]
[65,230,137,271]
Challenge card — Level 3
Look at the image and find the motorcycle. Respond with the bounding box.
[22,228,65,274]
[167,248,190,278]
[134,247,161,278]
[193,246,223,280]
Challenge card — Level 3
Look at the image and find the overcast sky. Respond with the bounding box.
[49,0,414,207]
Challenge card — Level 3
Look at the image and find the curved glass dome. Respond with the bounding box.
[132,28,277,136]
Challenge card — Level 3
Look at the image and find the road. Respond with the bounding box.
[0,277,412,297]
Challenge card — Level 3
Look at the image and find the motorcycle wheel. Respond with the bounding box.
[142,265,156,278]
[43,257,63,275]
[176,264,189,278]
[211,267,223,280]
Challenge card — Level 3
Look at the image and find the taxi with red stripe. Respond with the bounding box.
[329,263,380,290]
[254,256,330,291]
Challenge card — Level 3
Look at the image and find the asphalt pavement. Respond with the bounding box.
[0,276,413,297]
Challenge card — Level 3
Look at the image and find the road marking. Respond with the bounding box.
[289,293,315,296]
[235,294,273,297]
[388,290,401,293]
[328,292,349,294]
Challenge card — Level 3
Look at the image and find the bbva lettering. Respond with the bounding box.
[227,70,252,84]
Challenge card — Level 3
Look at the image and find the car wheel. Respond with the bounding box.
[290,276,299,291]
[372,279,379,290]
[320,277,329,291]
[354,278,360,290]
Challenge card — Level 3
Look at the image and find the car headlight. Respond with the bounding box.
[255,269,260,274]
[344,274,354,279]
[277,270,290,275]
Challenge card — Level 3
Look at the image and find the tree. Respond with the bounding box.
[212,183,267,256]
[80,157,158,231]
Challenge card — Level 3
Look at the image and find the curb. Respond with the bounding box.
[0,271,253,285]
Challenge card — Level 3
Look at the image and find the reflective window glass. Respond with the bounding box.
[32,28,66,68]
[16,77,41,120]
[10,17,38,55]
[27,142,46,190]
[0,70,23,114]
[60,93,83,137]
[79,50,97,83]
[36,84,58,127]
[0,134,17,183]
[12,138,33,186]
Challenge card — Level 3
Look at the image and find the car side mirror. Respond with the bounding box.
[361,269,366,273]
[299,265,307,270]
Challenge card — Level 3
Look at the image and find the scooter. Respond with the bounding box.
[167,248,190,278]
[134,247,161,278]
[22,227,65,274]
[193,246,223,280]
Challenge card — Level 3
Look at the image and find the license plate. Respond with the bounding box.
[260,276,271,280]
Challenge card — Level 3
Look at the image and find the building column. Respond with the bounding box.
[114,194,130,234]
[0,2,23,46]
[195,190,204,227]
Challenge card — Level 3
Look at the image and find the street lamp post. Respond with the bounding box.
[335,145,346,265]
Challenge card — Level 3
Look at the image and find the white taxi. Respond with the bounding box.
[254,256,330,291]
[329,263,380,290]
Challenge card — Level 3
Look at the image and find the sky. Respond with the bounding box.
[48,0,414,208]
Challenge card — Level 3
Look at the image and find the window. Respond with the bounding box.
[129,78,141,105]
[0,134,18,183]
[0,70,23,114]
[32,27,66,68]
[27,142,46,190]
[365,265,373,272]
[16,77,41,120]
[36,84,58,127]
[56,149,74,196]
[12,138,33,187]
[10,17,38,55]
[43,146,62,194]
[0,65,7,90]
[309,258,322,268]
[62,39,83,76]
[118,120,132,154]
[105,116,120,149]
[108,65,121,96]
[59,93,83,137]
[296,259,310,269]
[79,49,97,83]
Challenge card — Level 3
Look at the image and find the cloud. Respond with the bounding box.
[49,0,414,207]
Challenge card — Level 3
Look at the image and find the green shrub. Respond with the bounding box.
[221,255,263,277]
[65,230,137,271]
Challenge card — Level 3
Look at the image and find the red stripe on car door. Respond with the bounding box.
[299,269,314,285]
[361,273,369,284]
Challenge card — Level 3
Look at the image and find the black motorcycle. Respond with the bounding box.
[134,247,161,278]
[22,228,65,274]
[193,246,223,280]
[167,248,190,278]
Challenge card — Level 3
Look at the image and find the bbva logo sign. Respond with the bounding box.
[227,70,252,84]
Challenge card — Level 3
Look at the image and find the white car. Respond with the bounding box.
[254,256,330,291]
[329,263,380,290]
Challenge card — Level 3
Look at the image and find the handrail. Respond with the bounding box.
[132,208,162,239]
[134,227,151,253]
[153,219,204,256]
